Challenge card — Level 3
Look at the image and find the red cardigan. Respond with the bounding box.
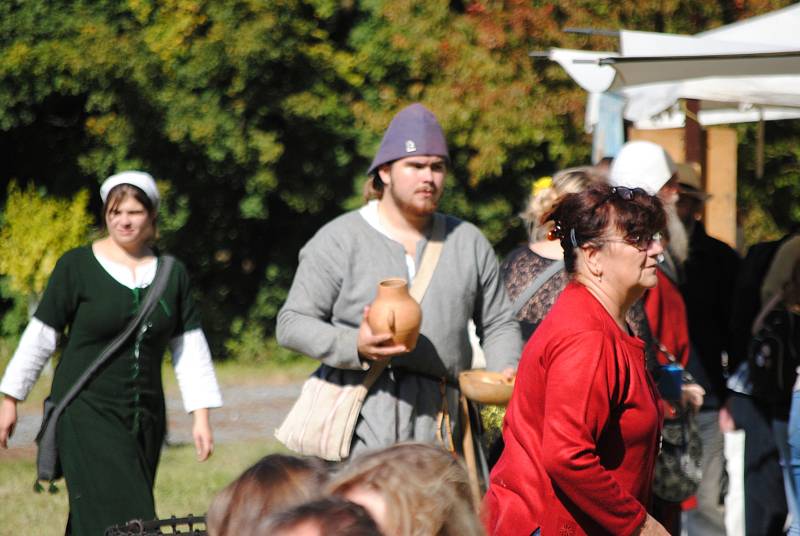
[483,282,663,535]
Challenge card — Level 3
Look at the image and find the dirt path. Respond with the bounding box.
[167,382,302,446]
[2,381,302,458]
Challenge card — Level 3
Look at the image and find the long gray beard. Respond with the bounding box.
[665,203,690,265]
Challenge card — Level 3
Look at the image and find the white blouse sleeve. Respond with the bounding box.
[0,318,60,401]
[170,328,223,413]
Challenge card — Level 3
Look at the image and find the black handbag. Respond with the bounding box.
[748,291,800,406]
[651,341,703,503]
[34,256,175,488]
[652,406,703,502]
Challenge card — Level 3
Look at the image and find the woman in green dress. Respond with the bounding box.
[0,171,222,535]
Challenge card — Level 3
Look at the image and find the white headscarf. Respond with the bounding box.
[100,171,160,208]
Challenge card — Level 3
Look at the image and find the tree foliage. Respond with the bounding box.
[0,181,94,336]
[0,0,797,356]
[0,182,94,298]
[736,120,800,246]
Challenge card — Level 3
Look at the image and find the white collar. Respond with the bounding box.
[359,200,416,281]
[359,200,390,238]
[92,249,158,289]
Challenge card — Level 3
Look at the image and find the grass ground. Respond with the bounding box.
[0,340,314,536]
[154,440,287,524]
[0,439,286,536]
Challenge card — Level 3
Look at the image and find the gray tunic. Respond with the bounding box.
[277,210,522,454]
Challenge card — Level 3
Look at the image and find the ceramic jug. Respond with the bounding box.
[367,278,422,350]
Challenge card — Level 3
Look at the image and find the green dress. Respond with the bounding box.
[35,247,201,536]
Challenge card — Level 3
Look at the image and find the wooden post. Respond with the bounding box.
[704,127,738,249]
[628,125,738,249]
[460,394,482,511]
[756,112,765,180]
[684,99,706,188]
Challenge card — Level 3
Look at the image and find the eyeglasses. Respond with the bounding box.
[601,232,663,252]
[611,186,649,200]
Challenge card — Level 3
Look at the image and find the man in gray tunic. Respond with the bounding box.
[277,103,521,456]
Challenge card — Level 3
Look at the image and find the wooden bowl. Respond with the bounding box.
[458,370,515,405]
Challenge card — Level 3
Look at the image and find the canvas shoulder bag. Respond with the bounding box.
[275,214,446,461]
[34,255,175,489]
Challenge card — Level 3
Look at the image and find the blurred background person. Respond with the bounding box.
[0,171,222,535]
[784,258,800,536]
[754,239,800,535]
[726,229,799,536]
[502,167,600,343]
[489,166,600,466]
[675,162,739,536]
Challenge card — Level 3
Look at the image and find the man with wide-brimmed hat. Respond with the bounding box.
[277,103,521,456]
[675,162,740,536]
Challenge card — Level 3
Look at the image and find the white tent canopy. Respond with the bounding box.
[621,28,793,56]
[548,48,617,93]
[548,3,800,129]
[604,51,800,90]
[698,2,800,47]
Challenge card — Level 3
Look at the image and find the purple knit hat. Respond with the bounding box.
[367,103,450,176]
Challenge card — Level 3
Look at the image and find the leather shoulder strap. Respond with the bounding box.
[409,213,446,303]
[511,259,564,315]
[752,290,785,335]
[49,255,176,415]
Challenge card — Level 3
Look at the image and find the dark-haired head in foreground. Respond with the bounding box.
[206,454,329,536]
[258,497,382,536]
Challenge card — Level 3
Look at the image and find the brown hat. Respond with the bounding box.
[677,162,711,200]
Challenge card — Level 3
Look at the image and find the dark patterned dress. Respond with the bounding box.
[501,246,570,343]
[36,247,202,535]
[501,245,658,371]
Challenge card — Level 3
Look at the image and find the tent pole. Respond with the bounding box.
[562,27,620,37]
[684,99,705,183]
[756,109,765,180]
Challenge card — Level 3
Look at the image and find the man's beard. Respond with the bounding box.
[389,183,440,218]
[665,202,690,265]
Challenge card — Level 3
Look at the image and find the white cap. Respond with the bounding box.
[608,141,677,196]
[100,171,160,208]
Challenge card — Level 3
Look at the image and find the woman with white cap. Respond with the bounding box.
[0,171,222,535]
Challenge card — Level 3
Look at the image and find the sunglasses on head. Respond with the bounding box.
[611,186,649,200]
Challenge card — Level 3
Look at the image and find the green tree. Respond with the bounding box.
[0,0,362,353]
[0,182,93,299]
[0,0,797,357]
[0,181,94,334]
[736,120,800,247]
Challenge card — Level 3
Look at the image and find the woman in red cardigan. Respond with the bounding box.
[484,183,670,536]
